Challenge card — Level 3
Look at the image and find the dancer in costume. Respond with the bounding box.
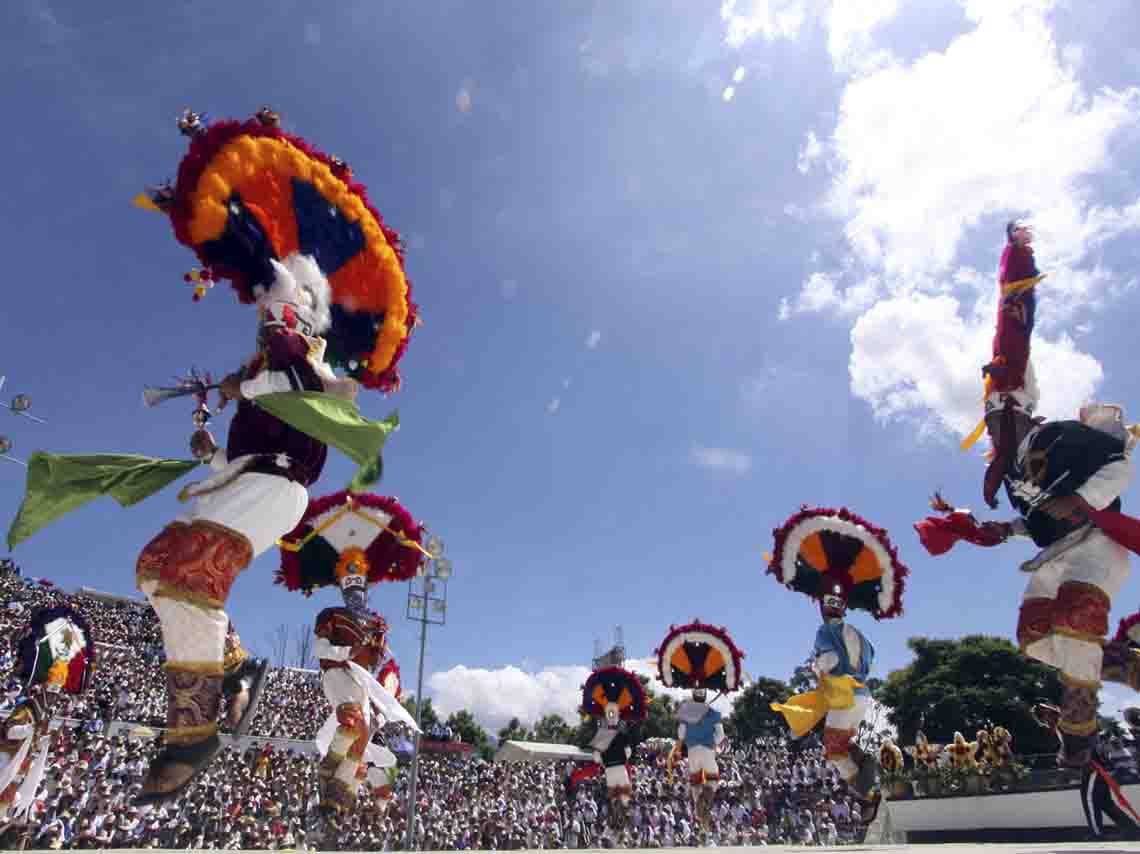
[1,607,95,829]
[312,607,418,837]
[962,219,1045,451]
[125,107,416,804]
[917,404,1140,767]
[275,489,425,834]
[576,667,647,829]
[767,507,909,820]
[655,621,744,827]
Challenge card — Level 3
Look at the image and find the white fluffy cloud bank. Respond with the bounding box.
[733,0,1140,436]
[429,656,735,735]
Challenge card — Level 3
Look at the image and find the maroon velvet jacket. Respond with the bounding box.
[989,241,1040,393]
[226,328,328,486]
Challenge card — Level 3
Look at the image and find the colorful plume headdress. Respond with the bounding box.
[768,506,909,619]
[137,108,416,392]
[655,621,744,692]
[276,490,428,595]
[580,667,648,723]
[15,606,96,694]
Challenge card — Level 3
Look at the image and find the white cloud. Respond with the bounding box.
[722,86,736,102]
[720,0,809,47]
[690,445,753,474]
[585,330,602,349]
[850,293,1102,436]
[779,271,877,319]
[777,1,1140,435]
[796,130,822,174]
[428,657,735,734]
[546,397,561,415]
[825,0,900,73]
[429,664,590,733]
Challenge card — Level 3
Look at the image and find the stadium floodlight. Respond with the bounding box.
[404,531,453,850]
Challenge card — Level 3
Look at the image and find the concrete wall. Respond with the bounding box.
[888,782,1140,838]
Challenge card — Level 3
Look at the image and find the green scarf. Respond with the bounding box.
[6,393,398,549]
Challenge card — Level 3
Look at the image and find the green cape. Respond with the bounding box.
[6,393,397,550]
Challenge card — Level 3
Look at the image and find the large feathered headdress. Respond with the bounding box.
[655,621,744,692]
[580,667,648,722]
[136,107,416,391]
[277,490,429,595]
[767,506,909,619]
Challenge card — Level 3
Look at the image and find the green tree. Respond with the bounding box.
[446,709,494,761]
[402,695,441,731]
[533,713,574,744]
[641,690,678,740]
[727,677,792,743]
[572,716,597,750]
[497,717,531,743]
[878,635,1063,755]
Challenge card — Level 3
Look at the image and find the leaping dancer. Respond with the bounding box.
[917,403,1140,768]
[655,621,745,828]
[767,507,909,823]
[1,607,95,834]
[574,667,647,830]
[5,107,416,805]
[274,489,427,834]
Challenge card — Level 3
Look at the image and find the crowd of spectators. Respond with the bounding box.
[2,564,871,849]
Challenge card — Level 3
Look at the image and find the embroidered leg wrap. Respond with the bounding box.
[824,727,858,780]
[135,522,250,801]
[320,703,367,813]
[1057,677,1099,767]
[1017,597,1054,651]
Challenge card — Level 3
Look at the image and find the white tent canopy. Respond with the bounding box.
[493,740,594,764]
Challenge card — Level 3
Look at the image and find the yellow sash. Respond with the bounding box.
[770,674,863,738]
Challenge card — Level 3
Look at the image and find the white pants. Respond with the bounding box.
[825,694,869,781]
[1022,528,1130,684]
[687,745,719,780]
[144,472,307,666]
[605,764,631,794]
[177,472,308,557]
[825,694,869,731]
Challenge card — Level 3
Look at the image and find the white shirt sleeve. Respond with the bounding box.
[1076,457,1134,510]
[240,370,296,399]
[314,637,351,661]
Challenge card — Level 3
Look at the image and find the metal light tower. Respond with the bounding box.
[404,532,452,851]
[0,375,46,467]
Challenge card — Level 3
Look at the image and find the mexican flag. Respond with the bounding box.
[32,617,89,693]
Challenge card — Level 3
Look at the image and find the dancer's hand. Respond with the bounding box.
[1039,494,1092,522]
[217,373,245,409]
[978,521,1013,543]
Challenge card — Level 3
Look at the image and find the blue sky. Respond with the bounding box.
[3,0,1140,730]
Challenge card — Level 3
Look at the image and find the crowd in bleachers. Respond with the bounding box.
[2,564,870,848]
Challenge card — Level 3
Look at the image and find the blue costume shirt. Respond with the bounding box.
[683,706,722,749]
[813,622,874,696]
